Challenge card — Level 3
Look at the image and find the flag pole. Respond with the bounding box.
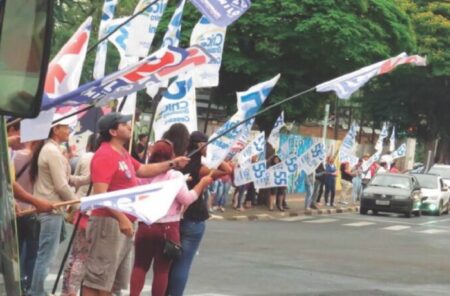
[187,86,317,158]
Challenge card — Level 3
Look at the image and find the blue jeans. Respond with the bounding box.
[30,213,64,296]
[167,220,205,296]
[236,186,246,208]
[325,177,336,205]
[304,178,314,209]
[216,181,230,207]
[352,176,363,203]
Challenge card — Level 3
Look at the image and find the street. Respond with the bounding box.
[46,212,450,296]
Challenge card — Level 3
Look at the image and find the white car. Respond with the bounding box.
[412,173,450,215]
[428,164,450,187]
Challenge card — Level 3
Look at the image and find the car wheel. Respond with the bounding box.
[372,210,378,215]
[414,209,421,217]
[437,201,443,216]
[360,207,368,215]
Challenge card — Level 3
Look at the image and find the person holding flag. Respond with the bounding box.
[82,112,190,296]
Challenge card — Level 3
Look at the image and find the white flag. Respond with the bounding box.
[389,126,396,152]
[297,142,326,175]
[204,74,280,169]
[237,131,265,165]
[267,111,285,151]
[190,16,227,88]
[80,176,185,225]
[254,162,288,189]
[391,143,406,160]
[153,72,197,140]
[316,53,427,99]
[339,122,359,166]
[375,123,389,152]
[362,152,381,172]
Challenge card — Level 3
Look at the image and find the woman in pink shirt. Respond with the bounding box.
[130,139,213,296]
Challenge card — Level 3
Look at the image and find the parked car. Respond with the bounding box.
[412,173,450,216]
[360,173,423,217]
[428,164,450,187]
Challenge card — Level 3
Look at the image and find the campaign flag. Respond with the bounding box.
[80,176,185,225]
[297,142,326,175]
[254,162,288,189]
[233,163,252,186]
[126,0,168,58]
[41,46,213,110]
[375,123,389,152]
[190,16,227,88]
[147,0,187,97]
[153,72,197,140]
[391,143,406,160]
[339,123,359,166]
[190,0,251,27]
[204,74,280,169]
[283,155,299,176]
[237,131,265,165]
[316,53,427,99]
[225,118,255,161]
[267,111,285,151]
[93,0,118,79]
[389,126,396,152]
[21,17,92,142]
[361,152,381,172]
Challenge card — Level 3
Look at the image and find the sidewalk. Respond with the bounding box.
[208,193,360,221]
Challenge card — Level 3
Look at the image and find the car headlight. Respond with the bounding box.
[362,194,374,199]
[392,195,409,200]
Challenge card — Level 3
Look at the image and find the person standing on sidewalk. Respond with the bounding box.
[351,158,364,204]
[82,113,190,296]
[304,171,315,210]
[314,162,326,204]
[339,161,353,205]
[324,156,337,207]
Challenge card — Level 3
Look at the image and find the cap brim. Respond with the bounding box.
[117,114,133,123]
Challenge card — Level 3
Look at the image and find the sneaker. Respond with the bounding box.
[219,207,225,212]
[326,203,330,206]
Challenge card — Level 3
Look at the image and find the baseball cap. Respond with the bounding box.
[190,131,208,143]
[98,112,132,132]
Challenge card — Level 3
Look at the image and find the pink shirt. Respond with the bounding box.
[142,170,198,223]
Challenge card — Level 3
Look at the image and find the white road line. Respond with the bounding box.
[383,225,411,231]
[279,216,314,222]
[343,222,376,227]
[304,218,339,223]
[416,229,448,234]
[419,218,450,225]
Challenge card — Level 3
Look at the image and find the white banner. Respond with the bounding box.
[339,123,359,167]
[254,162,288,189]
[126,0,168,58]
[153,72,197,140]
[362,151,381,172]
[267,111,284,151]
[204,74,280,169]
[297,142,326,175]
[375,122,388,152]
[190,16,227,88]
[389,126,396,152]
[80,176,185,225]
[391,143,406,160]
[93,0,118,79]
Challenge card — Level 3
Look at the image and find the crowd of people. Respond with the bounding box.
[6,112,401,296]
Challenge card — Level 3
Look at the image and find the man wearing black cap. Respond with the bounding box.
[82,112,190,296]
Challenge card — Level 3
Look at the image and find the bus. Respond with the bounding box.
[0,0,54,294]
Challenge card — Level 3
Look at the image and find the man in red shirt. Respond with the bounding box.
[82,112,189,296]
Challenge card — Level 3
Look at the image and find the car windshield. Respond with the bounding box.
[428,167,450,179]
[370,175,411,190]
[412,174,438,189]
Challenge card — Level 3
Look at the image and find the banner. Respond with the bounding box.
[316,53,427,99]
[93,0,118,79]
[153,72,197,140]
[190,16,227,88]
[126,0,168,58]
[41,46,213,110]
[297,142,326,175]
[267,111,285,151]
[375,123,388,152]
[204,74,280,169]
[21,17,92,142]
[391,143,406,160]
[226,118,255,161]
[254,162,288,189]
[339,123,359,166]
[237,131,265,165]
[389,126,396,152]
[80,176,185,225]
[190,0,251,27]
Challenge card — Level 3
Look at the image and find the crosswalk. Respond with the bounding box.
[279,215,450,235]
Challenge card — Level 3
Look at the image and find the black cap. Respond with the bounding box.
[98,112,132,132]
[190,131,208,143]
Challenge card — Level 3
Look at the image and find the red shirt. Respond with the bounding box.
[91,142,141,219]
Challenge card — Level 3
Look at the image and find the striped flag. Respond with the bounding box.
[316,53,427,99]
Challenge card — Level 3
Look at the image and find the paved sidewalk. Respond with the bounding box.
[208,193,360,221]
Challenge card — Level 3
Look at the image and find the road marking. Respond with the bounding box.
[417,229,448,234]
[343,222,376,227]
[419,218,450,225]
[383,225,411,231]
[279,216,313,222]
[304,218,339,223]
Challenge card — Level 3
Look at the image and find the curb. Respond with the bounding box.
[209,206,360,221]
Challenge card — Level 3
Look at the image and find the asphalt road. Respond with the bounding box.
[45,212,450,296]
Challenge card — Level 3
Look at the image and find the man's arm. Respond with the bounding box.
[13,182,54,213]
[136,156,190,178]
[92,182,134,237]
